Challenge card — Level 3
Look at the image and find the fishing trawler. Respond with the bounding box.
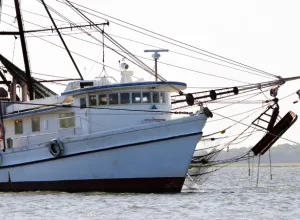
[0,0,299,192]
[0,0,214,192]
[0,65,211,192]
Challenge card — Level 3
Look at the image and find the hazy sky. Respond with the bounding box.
[0,0,299,148]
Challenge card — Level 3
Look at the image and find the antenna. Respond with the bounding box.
[144,49,168,81]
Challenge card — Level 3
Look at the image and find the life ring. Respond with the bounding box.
[48,139,64,157]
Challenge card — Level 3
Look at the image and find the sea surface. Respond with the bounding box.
[1,166,300,220]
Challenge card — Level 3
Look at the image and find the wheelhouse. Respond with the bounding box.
[1,80,186,149]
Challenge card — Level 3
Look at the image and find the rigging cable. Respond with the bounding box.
[208,105,268,123]
[172,88,261,111]
[32,71,77,79]
[210,87,272,111]
[30,26,274,80]
[45,2,183,94]
[200,129,263,142]
[102,32,275,80]
[1,2,285,81]
[198,91,298,161]
[269,148,273,180]
[57,30,251,84]
[2,11,271,85]
[55,0,280,80]
[3,15,283,109]
[213,111,300,145]
[1,17,289,118]
[33,77,67,86]
[40,0,84,80]
[11,35,17,62]
[203,102,267,137]
[99,25,107,77]
[11,18,275,81]
[2,3,68,23]
[197,130,263,151]
[42,0,183,94]
[0,19,121,73]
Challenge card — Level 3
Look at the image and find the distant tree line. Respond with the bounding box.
[215,144,300,164]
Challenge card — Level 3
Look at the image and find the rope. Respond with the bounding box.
[99,25,107,77]
[11,35,17,63]
[56,0,279,80]
[269,149,273,180]
[213,112,300,145]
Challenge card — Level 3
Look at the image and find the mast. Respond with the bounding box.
[40,0,84,80]
[0,100,6,151]
[14,0,33,100]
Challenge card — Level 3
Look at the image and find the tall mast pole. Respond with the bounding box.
[0,101,6,151]
[40,0,84,80]
[14,0,34,100]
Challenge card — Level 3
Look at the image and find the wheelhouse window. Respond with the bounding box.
[14,119,23,134]
[152,91,159,103]
[59,113,75,128]
[82,91,168,106]
[89,95,97,106]
[80,97,87,108]
[132,92,141,103]
[142,92,151,103]
[32,117,40,132]
[98,94,108,105]
[120,93,130,104]
[159,92,166,103]
[109,93,119,105]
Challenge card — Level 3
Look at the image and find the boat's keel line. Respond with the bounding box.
[0,177,185,193]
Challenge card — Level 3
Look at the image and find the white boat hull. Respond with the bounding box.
[0,114,206,192]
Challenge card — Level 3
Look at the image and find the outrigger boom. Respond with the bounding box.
[171,76,300,109]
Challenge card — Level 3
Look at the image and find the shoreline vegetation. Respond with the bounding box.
[215,163,300,167]
[205,143,300,165]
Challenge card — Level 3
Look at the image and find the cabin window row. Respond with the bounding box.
[14,113,75,134]
[14,117,40,135]
[82,91,167,107]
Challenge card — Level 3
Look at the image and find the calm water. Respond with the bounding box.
[1,167,300,220]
